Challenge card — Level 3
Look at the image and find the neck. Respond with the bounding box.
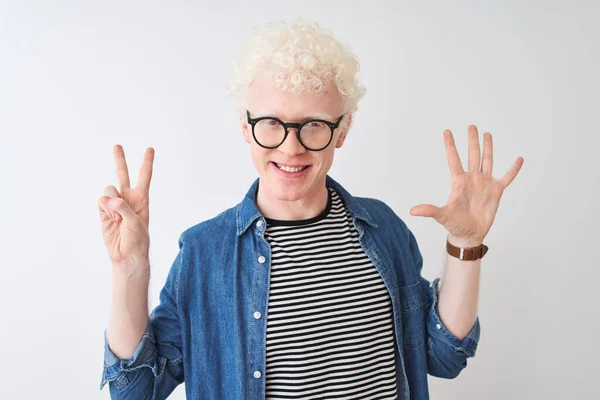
[255,180,329,221]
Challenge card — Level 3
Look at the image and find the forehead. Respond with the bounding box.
[246,71,342,120]
[251,109,335,121]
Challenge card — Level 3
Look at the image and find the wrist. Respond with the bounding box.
[112,262,150,286]
[447,234,483,248]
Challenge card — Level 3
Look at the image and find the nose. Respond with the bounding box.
[278,128,306,156]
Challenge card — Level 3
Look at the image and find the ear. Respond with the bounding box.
[335,114,352,148]
[240,112,251,144]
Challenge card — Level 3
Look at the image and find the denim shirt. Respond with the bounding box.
[100,174,480,399]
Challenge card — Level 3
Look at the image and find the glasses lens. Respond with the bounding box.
[300,121,331,150]
[254,119,286,147]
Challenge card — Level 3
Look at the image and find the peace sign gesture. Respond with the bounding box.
[409,125,524,245]
[97,145,155,267]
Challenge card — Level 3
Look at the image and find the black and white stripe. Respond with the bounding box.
[264,188,398,400]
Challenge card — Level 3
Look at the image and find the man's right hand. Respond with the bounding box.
[97,144,155,269]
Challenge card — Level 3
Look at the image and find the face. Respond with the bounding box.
[240,71,352,203]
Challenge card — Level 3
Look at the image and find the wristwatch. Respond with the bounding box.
[446,236,489,261]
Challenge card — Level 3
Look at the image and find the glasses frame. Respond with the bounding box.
[246,110,344,151]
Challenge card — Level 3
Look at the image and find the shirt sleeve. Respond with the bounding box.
[100,235,186,399]
[424,276,480,378]
[407,227,481,379]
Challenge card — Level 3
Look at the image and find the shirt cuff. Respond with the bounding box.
[100,323,165,390]
[427,277,480,358]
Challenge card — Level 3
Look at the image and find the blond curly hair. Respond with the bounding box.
[228,19,366,118]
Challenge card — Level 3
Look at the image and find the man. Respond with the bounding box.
[98,19,523,399]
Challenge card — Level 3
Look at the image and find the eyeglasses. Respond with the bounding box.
[246,110,344,151]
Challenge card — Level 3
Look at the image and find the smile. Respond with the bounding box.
[273,162,309,173]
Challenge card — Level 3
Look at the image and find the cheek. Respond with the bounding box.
[313,151,334,169]
[250,145,271,168]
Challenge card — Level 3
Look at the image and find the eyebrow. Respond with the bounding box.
[254,109,335,121]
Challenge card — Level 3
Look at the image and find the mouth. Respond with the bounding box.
[270,162,312,178]
[272,162,310,173]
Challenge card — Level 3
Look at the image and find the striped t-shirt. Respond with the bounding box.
[263,187,399,399]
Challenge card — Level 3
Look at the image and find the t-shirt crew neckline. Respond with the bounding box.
[261,187,333,227]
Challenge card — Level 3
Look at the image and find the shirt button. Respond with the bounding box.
[253,311,262,319]
[258,256,266,264]
[436,323,442,330]
[256,220,263,228]
[253,370,262,379]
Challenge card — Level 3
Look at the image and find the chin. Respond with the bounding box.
[271,184,307,201]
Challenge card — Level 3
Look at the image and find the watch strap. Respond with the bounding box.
[446,239,489,260]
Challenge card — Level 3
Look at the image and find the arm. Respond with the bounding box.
[437,234,482,340]
[407,229,481,379]
[107,260,151,361]
[100,237,186,399]
[407,124,521,377]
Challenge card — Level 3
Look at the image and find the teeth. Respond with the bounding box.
[276,163,306,173]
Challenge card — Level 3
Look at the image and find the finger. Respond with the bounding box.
[409,204,444,223]
[103,186,120,220]
[481,132,493,175]
[98,196,119,222]
[98,197,110,220]
[104,185,119,197]
[136,147,155,193]
[105,196,137,223]
[468,125,481,172]
[444,129,465,177]
[113,144,131,192]
[498,156,524,189]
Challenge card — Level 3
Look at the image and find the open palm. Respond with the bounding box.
[409,125,524,244]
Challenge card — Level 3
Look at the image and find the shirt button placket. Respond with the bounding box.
[254,249,267,393]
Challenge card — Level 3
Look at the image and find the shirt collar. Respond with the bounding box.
[236,174,378,236]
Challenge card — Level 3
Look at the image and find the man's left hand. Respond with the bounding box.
[409,125,524,246]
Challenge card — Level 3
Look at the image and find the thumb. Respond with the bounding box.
[409,204,443,221]
[107,197,137,222]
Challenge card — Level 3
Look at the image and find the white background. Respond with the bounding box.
[1,0,598,399]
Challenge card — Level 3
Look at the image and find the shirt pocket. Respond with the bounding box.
[398,281,425,350]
